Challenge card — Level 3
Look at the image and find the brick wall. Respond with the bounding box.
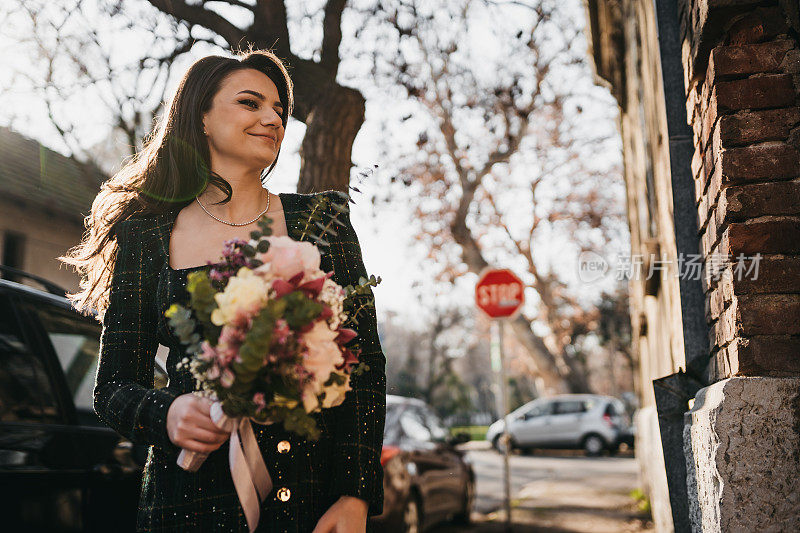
[680,1,800,381]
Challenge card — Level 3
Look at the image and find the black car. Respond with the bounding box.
[0,268,160,532]
[370,395,474,532]
[0,270,474,532]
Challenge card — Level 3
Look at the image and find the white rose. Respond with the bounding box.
[210,268,268,326]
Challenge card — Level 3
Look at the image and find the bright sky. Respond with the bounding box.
[0,0,625,333]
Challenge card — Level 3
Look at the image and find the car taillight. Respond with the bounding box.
[603,413,614,427]
[380,445,402,466]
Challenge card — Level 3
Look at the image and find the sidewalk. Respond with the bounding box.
[483,478,654,532]
[438,442,654,533]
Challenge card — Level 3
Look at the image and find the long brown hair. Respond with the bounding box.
[59,48,294,320]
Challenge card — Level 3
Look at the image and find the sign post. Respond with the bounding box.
[475,267,525,529]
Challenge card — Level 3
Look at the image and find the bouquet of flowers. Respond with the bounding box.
[163,192,378,530]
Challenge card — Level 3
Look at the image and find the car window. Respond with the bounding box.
[523,402,552,418]
[25,303,102,413]
[0,295,62,423]
[605,400,626,417]
[23,300,170,414]
[399,407,432,442]
[553,400,586,415]
[384,403,402,443]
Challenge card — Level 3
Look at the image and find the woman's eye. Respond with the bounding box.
[239,99,258,109]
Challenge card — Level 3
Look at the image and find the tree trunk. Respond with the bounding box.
[296,81,365,194]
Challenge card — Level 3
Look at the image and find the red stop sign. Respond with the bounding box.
[475,267,525,319]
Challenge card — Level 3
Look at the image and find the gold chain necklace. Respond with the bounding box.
[195,188,270,226]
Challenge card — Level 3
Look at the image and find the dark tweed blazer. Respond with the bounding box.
[93,190,386,532]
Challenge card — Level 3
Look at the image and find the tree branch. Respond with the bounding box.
[146,0,245,47]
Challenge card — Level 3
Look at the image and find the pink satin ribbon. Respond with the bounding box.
[209,402,273,533]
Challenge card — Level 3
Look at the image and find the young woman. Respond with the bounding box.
[60,49,385,532]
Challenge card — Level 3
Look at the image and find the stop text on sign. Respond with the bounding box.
[476,284,521,308]
[475,267,525,319]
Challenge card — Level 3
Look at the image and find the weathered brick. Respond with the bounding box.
[698,188,711,230]
[714,74,795,112]
[725,219,800,255]
[708,257,800,322]
[733,255,800,293]
[692,142,705,181]
[686,80,702,127]
[705,129,719,177]
[738,294,800,335]
[707,164,723,211]
[707,343,738,381]
[709,301,738,350]
[698,78,718,150]
[725,7,791,46]
[707,40,795,86]
[704,205,719,251]
[719,143,800,182]
[695,161,710,205]
[734,335,800,375]
[708,273,731,321]
[718,108,800,145]
[709,294,800,356]
[719,180,800,221]
[701,212,717,257]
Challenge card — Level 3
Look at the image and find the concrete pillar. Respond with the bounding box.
[684,376,800,532]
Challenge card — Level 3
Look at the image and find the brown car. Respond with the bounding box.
[370,395,474,532]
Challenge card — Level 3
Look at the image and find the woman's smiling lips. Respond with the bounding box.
[248,132,276,143]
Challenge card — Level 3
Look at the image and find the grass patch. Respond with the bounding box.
[629,488,651,514]
[449,425,489,441]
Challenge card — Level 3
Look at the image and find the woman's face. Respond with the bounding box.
[202,68,285,172]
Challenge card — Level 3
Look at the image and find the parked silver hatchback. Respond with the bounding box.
[485,394,629,456]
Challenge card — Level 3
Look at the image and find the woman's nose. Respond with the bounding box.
[261,110,282,127]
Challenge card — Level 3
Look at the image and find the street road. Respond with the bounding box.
[432,444,653,532]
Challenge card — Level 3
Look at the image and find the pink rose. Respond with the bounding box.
[255,236,321,280]
[301,320,344,393]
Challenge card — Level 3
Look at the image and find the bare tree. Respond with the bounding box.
[6,0,381,193]
[4,0,193,170]
[367,0,627,393]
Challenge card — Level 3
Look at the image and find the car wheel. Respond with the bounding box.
[452,477,473,524]
[494,434,520,454]
[401,495,421,533]
[492,434,502,452]
[583,434,605,457]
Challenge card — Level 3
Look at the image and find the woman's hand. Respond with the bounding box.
[166,393,230,453]
[311,496,369,533]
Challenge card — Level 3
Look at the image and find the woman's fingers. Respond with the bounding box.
[188,426,231,445]
[167,393,234,453]
[189,399,231,435]
[190,411,230,435]
[181,438,226,454]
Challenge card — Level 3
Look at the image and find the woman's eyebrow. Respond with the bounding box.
[236,90,283,107]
